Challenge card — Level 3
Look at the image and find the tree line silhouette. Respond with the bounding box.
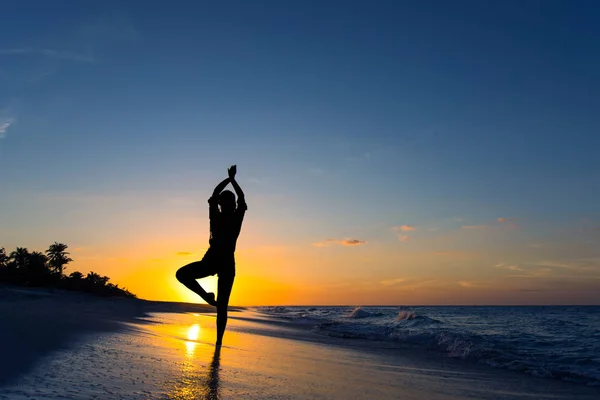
[0,243,135,298]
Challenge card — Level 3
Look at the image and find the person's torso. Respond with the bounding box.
[209,211,242,252]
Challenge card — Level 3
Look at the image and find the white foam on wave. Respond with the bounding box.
[347,307,372,319]
[397,310,417,320]
[273,305,600,387]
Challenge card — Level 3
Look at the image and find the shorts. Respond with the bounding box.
[200,247,236,277]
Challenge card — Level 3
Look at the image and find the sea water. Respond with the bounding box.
[256,306,600,386]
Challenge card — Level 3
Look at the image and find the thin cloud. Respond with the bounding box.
[398,279,440,291]
[395,225,416,232]
[176,251,193,256]
[498,217,516,223]
[537,259,600,271]
[0,118,14,138]
[496,259,600,275]
[458,280,495,289]
[494,261,596,279]
[0,48,94,63]
[462,225,489,230]
[313,238,366,247]
[507,267,554,279]
[497,217,519,229]
[381,278,406,286]
[380,278,440,290]
[340,239,366,246]
[392,226,414,242]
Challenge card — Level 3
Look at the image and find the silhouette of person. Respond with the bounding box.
[176,165,247,345]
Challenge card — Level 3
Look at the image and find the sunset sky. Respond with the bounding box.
[1,1,599,305]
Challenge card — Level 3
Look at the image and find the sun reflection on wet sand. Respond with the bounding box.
[168,321,221,399]
[185,341,197,358]
[187,324,200,341]
[185,324,200,358]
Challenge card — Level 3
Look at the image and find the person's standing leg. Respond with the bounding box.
[215,273,235,345]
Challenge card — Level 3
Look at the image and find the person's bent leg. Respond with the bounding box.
[215,274,235,345]
[176,261,217,306]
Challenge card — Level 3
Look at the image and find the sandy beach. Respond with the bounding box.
[1,289,599,399]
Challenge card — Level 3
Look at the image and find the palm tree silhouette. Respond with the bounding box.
[1,243,136,298]
[85,272,108,286]
[10,247,30,269]
[27,251,48,272]
[0,247,8,268]
[25,251,50,285]
[46,242,73,275]
[68,271,84,280]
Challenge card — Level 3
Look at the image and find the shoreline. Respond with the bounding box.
[243,305,600,388]
[228,309,600,391]
[2,288,599,399]
[1,291,600,399]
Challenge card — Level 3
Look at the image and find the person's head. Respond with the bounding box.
[218,190,236,213]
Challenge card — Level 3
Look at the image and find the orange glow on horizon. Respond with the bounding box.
[56,222,600,306]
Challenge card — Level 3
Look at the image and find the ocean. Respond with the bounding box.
[255,305,600,386]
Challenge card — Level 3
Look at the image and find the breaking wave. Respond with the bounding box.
[257,305,600,386]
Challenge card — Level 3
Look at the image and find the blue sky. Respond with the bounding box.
[1,1,599,304]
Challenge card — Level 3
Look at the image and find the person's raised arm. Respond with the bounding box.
[212,178,231,198]
[228,165,245,200]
